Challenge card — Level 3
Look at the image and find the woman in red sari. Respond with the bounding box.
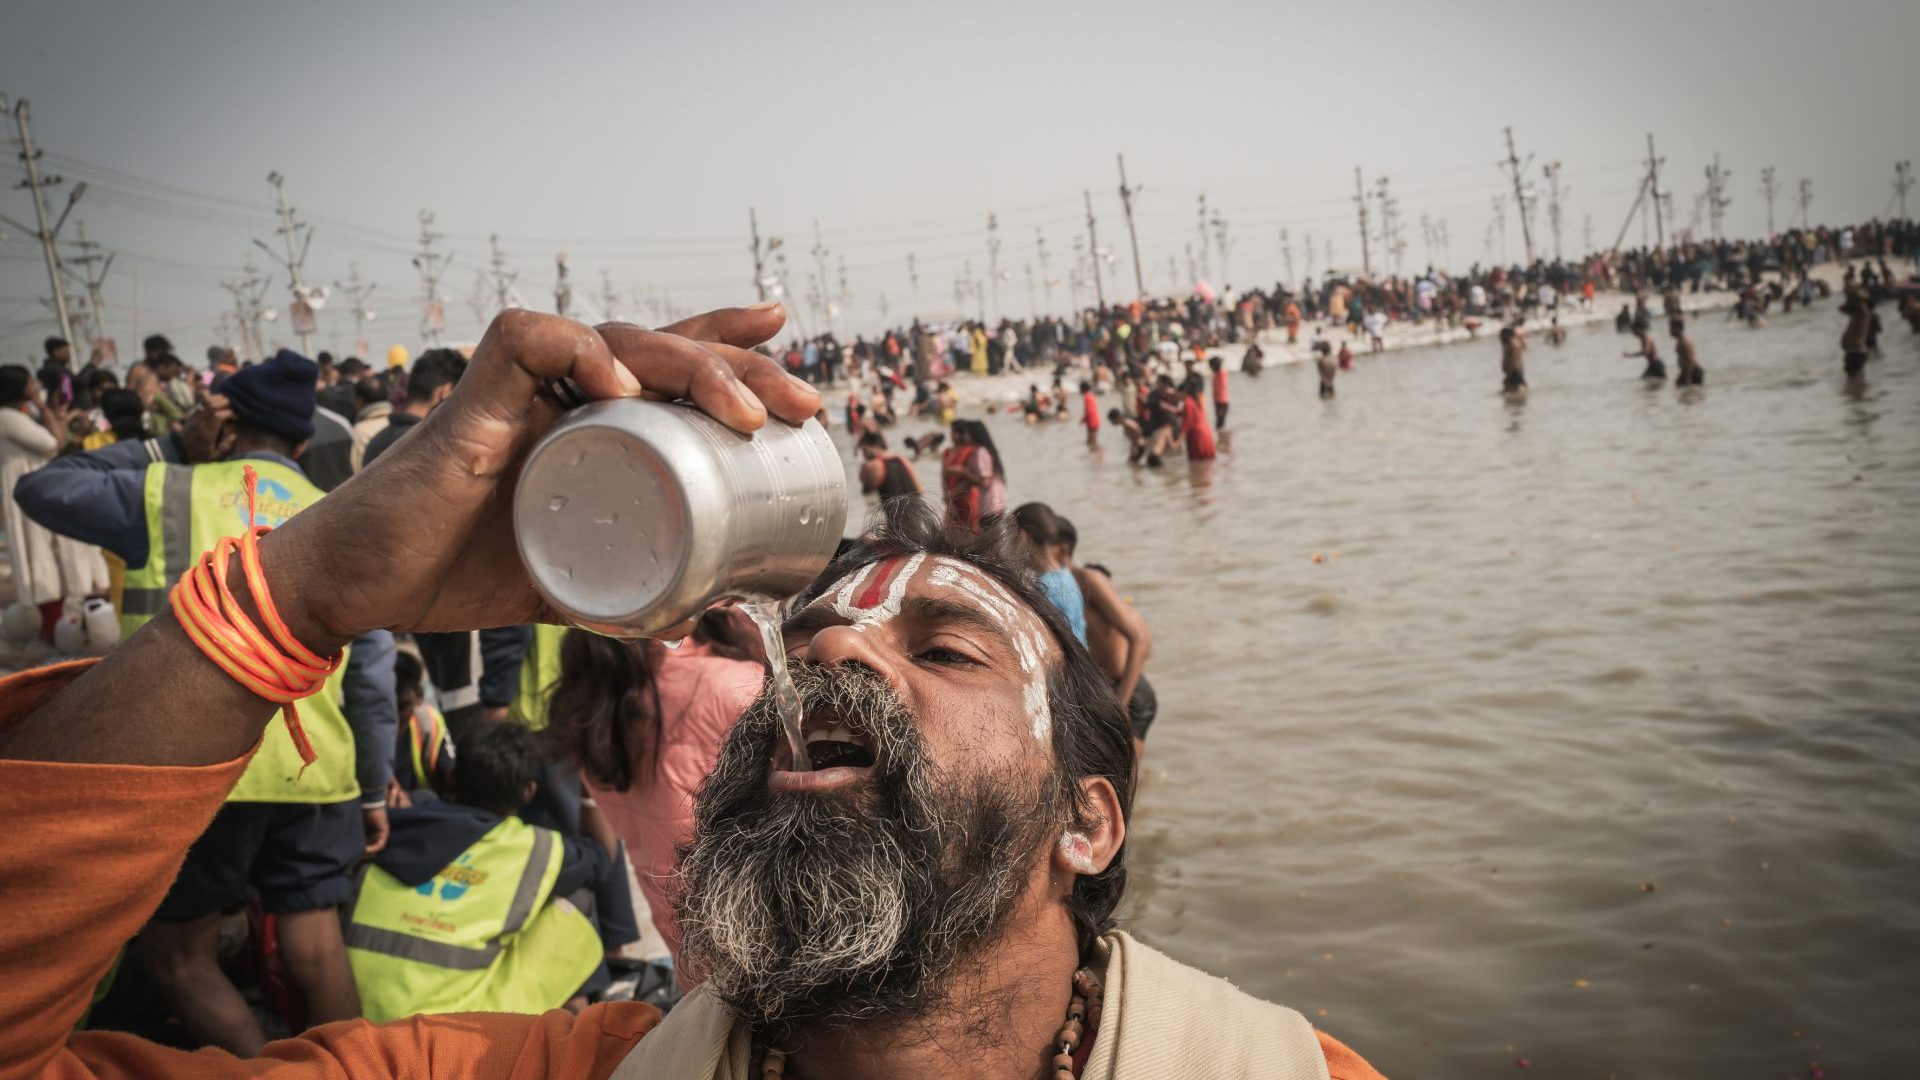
[940,421,982,527]
[1180,375,1216,461]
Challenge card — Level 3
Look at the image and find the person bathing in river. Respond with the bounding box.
[1499,326,1527,393]
[1012,502,1088,645]
[1670,319,1704,386]
[1314,337,1338,398]
[858,431,923,504]
[1624,320,1666,380]
[1056,517,1155,766]
[1179,375,1216,462]
[1080,380,1101,448]
[1108,407,1146,464]
[1840,290,1873,378]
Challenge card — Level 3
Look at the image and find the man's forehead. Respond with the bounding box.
[806,554,1048,633]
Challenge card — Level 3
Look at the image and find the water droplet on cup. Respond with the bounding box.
[592,511,617,526]
[567,449,586,467]
[548,496,569,512]
[799,505,813,525]
[557,564,573,580]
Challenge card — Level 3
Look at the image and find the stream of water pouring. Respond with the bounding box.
[744,600,810,771]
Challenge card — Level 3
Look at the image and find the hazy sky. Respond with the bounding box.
[2,0,1914,361]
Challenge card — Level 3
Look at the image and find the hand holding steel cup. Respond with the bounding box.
[252,304,821,653]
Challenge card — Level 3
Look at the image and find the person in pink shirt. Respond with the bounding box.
[545,613,765,973]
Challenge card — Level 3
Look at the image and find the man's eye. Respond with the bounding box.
[917,646,977,666]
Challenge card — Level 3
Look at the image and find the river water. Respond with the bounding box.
[857,303,1920,1077]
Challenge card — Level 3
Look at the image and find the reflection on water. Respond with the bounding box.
[854,305,1920,1076]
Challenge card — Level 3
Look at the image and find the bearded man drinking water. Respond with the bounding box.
[0,306,1381,1080]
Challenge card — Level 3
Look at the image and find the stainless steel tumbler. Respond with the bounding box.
[514,398,848,638]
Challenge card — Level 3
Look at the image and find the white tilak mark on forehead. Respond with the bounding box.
[926,560,1052,743]
[822,553,927,633]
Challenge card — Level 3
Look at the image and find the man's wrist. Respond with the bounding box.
[248,528,359,656]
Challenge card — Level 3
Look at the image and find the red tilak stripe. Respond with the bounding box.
[854,557,902,609]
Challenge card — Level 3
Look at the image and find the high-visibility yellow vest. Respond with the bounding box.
[346,816,602,1023]
[406,703,450,792]
[508,624,568,731]
[119,458,356,804]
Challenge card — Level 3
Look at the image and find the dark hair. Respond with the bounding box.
[547,631,664,792]
[806,498,1133,958]
[0,366,31,408]
[1670,318,1686,333]
[1079,380,1092,393]
[1056,515,1078,557]
[1208,355,1222,371]
[338,357,371,379]
[99,389,148,442]
[142,334,171,354]
[1012,501,1065,547]
[407,348,468,403]
[44,337,69,356]
[858,431,888,451]
[451,720,544,816]
[967,419,1007,482]
[82,367,120,399]
[393,649,424,693]
[353,371,391,408]
[1106,408,1122,423]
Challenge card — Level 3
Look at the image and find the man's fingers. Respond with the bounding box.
[470,309,636,407]
[706,343,822,425]
[596,324,769,434]
[657,303,787,349]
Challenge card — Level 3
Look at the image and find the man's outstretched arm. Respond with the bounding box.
[0,305,816,1080]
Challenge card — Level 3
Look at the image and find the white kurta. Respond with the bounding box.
[0,408,110,607]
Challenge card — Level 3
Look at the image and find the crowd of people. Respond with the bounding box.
[0,214,1913,1080]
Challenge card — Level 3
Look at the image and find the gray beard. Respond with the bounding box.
[675,663,1060,1038]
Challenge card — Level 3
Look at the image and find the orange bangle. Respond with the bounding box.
[168,465,341,767]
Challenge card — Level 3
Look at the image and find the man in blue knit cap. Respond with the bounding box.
[14,347,397,1054]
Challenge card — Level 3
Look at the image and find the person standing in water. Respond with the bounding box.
[1180,375,1217,461]
[1056,517,1156,765]
[1079,380,1101,448]
[857,431,923,503]
[1011,502,1087,645]
[1671,319,1704,386]
[1208,355,1230,430]
[1840,290,1872,378]
[1314,337,1338,399]
[1624,319,1666,380]
[1499,325,1527,393]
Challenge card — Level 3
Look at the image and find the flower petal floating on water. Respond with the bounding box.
[1640,880,1657,892]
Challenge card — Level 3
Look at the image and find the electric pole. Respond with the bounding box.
[600,268,619,323]
[554,252,572,318]
[985,212,1002,322]
[836,253,851,334]
[1647,135,1667,247]
[1797,178,1812,229]
[488,233,517,311]
[6,97,81,349]
[1303,232,1316,283]
[1069,237,1086,310]
[748,207,781,303]
[1024,261,1036,317]
[1352,168,1372,276]
[222,254,271,363]
[334,261,377,354]
[1167,254,1179,296]
[1759,167,1779,236]
[1280,228,1294,287]
[1083,190,1105,307]
[907,253,920,317]
[1491,193,1508,263]
[1210,210,1233,284]
[1500,127,1537,264]
[1116,154,1146,298]
[810,220,832,337]
[65,219,112,346]
[1703,154,1731,241]
[1542,160,1566,261]
[1195,193,1212,282]
[1373,177,1402,276]
[1894,161,1913,220]
[1035,228,1055,313]
[413,210,451,345]
[258,171,318,354]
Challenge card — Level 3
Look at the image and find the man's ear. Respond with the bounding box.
[1051,776,1125,880]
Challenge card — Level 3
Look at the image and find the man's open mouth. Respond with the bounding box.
[800,707,876,771]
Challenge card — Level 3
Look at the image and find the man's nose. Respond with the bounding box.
[800,622,907,693]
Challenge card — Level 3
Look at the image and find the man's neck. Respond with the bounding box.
[784,915,1081,1080]
[397,400,433,419]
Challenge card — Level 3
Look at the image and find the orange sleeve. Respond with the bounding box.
[57,1003,659,1080]
[1317,1029,1388,1080]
